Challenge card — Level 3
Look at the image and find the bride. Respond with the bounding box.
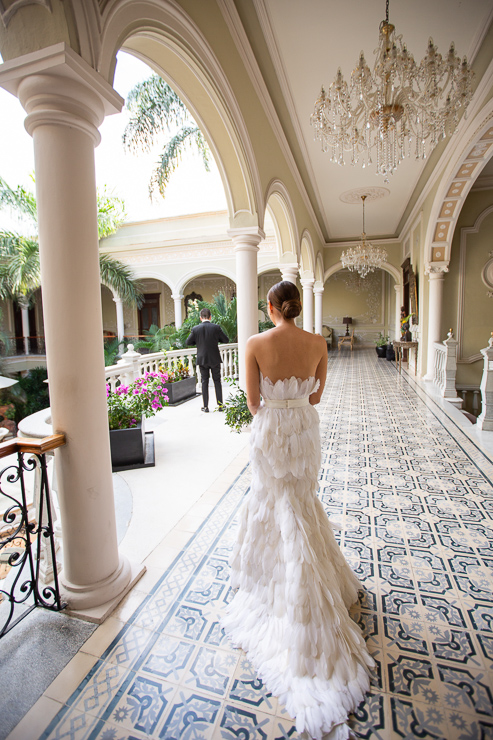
[222,281,374,740]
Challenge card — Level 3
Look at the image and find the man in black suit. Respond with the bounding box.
[186,308,229,412]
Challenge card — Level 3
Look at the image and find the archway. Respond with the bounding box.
[98,2,263,231]
[323,263,400,346]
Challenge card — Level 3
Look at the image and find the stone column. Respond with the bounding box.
[314,286,324,335]
[172,293,184,329]
[281,264,299,284]
[424,266,448,380]
[0,45,140,616]
[20,302,30,355]
[394,284,402,340]
[228,227,265,387]
[301,278,315,333]
[113,295,125,342]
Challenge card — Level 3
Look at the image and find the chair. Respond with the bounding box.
[338,329,355,351]
[322,325,333,350]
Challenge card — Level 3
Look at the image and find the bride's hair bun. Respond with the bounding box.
[267,281,302,319]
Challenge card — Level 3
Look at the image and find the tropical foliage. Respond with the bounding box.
[123,75,210,199]
[222,378,252,433]
[0,176,143,308]
[133,324,176,353]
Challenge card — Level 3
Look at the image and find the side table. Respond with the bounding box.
[393,340,418,374]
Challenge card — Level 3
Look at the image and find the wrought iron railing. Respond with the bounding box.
[0,434,66,638]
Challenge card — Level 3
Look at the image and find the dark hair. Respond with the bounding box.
[267,281,302,320]
[200,308,211,319]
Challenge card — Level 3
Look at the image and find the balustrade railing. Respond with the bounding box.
[106,343,239,391]
[478,332,493,431]
[432,330,462,407]
[0,434,66,638]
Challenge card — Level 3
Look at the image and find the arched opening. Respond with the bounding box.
[182,273,236,316]
[323,265,398,347]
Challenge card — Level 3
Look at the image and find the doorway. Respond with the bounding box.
[138,293,161,336]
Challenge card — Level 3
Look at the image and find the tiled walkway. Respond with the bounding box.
[10,349,493,740]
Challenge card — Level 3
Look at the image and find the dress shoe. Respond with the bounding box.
[201,407,209,413]
[217,404,225,412]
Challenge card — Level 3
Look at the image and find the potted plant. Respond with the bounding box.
[159,358,197,405]
[222,378,252,433]
[375,333,389,358]
[107,371,169,468]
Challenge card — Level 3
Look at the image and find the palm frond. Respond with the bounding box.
[99,254,144,308]
[0,176,37,223]
[123,75,190,153]
[150,126,210,199]
[97,187,126,239]
[0,231,40,299]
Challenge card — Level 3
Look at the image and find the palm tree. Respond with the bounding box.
[123,75,210,199]
[0,176,143,308]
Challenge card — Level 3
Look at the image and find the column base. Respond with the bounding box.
[61,555,145,623]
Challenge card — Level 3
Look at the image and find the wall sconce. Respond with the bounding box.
[342,317,352,336]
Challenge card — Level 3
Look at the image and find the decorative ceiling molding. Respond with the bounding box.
[339,187,390,205]
[0,0,51,29]
[216,0,325,244]
[400,61,493,248]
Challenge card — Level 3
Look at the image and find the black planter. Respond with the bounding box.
[386,345,396,361]
[110,417,146,467]
[164,376,197,405]
[376,345,387,358]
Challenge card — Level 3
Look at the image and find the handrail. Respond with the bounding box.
[0,434,66,459]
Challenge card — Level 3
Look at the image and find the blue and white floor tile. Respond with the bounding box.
[25,350,493,739]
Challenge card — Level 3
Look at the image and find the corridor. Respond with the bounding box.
[8,349,493,740]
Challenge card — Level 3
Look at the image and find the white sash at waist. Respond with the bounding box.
[263,397,310,409]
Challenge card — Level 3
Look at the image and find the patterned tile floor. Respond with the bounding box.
[14,349,493,740]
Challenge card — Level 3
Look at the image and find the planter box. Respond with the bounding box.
[164,376,197,405]
[110,417,146,467]
[376,345,387,358]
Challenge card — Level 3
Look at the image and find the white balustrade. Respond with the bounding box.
[432,330,462,407]
[477,332,493,431]
[105,343,239,389]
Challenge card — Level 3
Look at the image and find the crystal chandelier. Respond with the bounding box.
[341,195,387,278]
[310,0,474,179]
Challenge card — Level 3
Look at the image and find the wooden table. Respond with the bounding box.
[393,340,418,374]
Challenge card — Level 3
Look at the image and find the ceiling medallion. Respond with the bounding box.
[339,187,390,204]
[341,195,387,279]
[310,0,474,180]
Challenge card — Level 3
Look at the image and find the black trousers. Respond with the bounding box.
[199,364,223,408]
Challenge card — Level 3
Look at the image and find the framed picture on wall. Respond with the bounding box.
[409,269,418,324]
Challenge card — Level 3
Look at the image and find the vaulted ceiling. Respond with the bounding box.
[234,0,493,243]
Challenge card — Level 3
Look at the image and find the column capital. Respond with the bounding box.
[425,263,449,277]
[227,227,265,250]
[394,284,402,293]
[112,295,123,305]
[280,263,299,281]
[0,43,123,145]
[171,293,184,301]
[300,277,315,289]
[313,286,324,296]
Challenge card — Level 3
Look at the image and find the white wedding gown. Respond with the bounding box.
[222,375,374,740]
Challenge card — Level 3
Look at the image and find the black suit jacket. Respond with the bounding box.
[185,321,229,366]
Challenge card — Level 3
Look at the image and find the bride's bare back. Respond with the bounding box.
[245,322,327,413]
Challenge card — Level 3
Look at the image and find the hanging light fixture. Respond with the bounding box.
[341,195,387,278]
[310,0,474,180]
